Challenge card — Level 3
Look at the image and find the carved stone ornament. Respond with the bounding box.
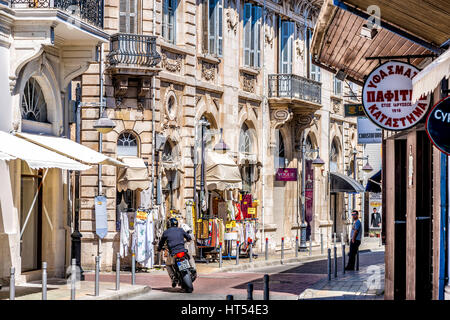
[202,61,216,81]
[332,99,341,114]
[137,78,151,110]
[295,114,314,131]
[226,0,238,34]
[161,50,182,73]
[241,73,256,93]
[270,108,293,148]
[114,77,128,108]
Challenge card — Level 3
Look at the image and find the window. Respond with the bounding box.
[117,132,138,157]
[276,130,286,168]
[334,77,342,96]
[330,140,339,172]
[347,81,358,100]
[239,123,252,154]
[21,77,48,123]
[243,3,262,68]
[204,0,223,56]
[162,0,176,43]
[280,20,294,74]
[310,64,321,82]
[119,0,137,33]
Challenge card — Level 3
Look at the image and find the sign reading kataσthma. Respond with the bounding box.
[426,95,450,155]
[362,61,430,131]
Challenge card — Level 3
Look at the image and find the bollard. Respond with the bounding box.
[265,238,268,261]
[295,236,299,258]
[356,249,360,271]
[247,283,254,300]
[334,232,336,247]
[334,246,338,278]
[236,241,240,265]
[320,233,323,254]
[116,253,120,291]
[281,237,284,263]
[327,248,331,281]
[249,239,253,263]
[342,244,346,274]
[226,294,234,300]
[309,238,312,256]
[71,258,76,300]
[42,262,47,300]
[219,243,223,268]
[263,274,270,300]
[132,253,136,285]
[95,256,100,296]
[9,267,15,300]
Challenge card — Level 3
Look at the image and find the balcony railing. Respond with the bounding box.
[107,33,161,68]
[268,74,322,105]
[10,0,104,28]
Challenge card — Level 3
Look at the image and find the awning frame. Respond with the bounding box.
[330,171,365,193]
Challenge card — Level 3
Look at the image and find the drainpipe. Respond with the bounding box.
[98,43,104,258]
[151,0,157,207]
[261,0,266,253]
[439,153,448,299]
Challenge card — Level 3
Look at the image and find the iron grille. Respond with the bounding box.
[108,33,161,67]
[268,74,322,105]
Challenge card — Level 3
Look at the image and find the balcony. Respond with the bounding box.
[10,0,104,28]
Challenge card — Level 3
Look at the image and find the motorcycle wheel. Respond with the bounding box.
[181,272,194,293]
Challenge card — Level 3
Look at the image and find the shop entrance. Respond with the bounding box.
[394,139,407,300]
[415,131,433,300]
[20,163,43,272]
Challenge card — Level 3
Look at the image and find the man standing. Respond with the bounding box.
[345,210,362,271]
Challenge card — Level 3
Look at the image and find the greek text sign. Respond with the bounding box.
[275,168,297,181]
[362,61,430,131]
[426,95,450,155]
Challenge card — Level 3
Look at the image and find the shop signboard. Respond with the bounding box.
[344,104,365,117]
[275,168,297,181]
[369,193,382,230]
[426,95,450,155]
[362,61,430,131]
[357,117,382,144]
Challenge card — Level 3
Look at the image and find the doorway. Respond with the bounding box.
[20,163,43,272]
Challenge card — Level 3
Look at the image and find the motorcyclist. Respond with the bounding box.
[157,218,197,288]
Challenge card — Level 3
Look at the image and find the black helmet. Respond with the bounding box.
[168,218,178,228]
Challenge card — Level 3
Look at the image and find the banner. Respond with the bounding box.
[369,193,382,230]
[357,117,382,144]
[95,195,108,239]
[275,168,297,181]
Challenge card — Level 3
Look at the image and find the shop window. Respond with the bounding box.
[21,77,48,123]
[243,3,262,68]
[117,132,138,157]
[119,0,137,34]
[162,0,176,44]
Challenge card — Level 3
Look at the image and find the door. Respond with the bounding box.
[20,163,43,272]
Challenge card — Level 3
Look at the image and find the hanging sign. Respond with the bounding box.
[248,208,256,215]
[426,95,450,155]
[362,61,430,131]
[275,168,297,181]
[344,104,365,117]
[95,195,108,239]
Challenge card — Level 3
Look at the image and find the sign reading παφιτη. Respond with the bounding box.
[362,60,430,131]
[426,95,450,155]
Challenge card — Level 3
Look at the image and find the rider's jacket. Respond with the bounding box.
[158,227,191,255]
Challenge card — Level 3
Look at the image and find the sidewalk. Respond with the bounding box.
[0,277,150,300]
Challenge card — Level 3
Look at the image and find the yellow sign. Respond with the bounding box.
[197,219,202,223]
[136,210,148,220]
[231,221,236,227]
[226,223,232,228]
[248,208,256,215]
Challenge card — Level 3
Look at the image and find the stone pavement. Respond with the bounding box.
[298,251,385,300]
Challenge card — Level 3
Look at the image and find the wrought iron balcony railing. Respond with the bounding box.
[107,33,161,68]
[268,74,322,105]
[10,0,104,28]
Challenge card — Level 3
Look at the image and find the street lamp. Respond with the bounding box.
[213,128,230,153]
[298,140,324,251]
[93,109,116,134]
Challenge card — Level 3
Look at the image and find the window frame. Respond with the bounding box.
[334,76,343,96]
[243,3,262,68]
[279,19,294,74]
[162,0,177,44]
[207,0,223,57]
[119,0,138,34]
[117,131,139,157]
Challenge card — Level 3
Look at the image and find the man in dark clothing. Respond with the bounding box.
[345,210,362,271]
[371,208,381,228]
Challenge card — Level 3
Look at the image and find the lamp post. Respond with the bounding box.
[352,147,373,207]
[298,138,324,251]
[199,117,210,220]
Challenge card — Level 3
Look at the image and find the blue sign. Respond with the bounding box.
[95,195,108,239]
[426,95,450,155]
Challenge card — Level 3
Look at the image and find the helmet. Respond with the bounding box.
[168,218,178,228]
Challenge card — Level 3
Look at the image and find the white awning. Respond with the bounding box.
[15,132,125,167]
[412,48,450,102]
[117,156,150,191]
[197,151,242,191]
[0,151,16,161]
[0,131,90,171]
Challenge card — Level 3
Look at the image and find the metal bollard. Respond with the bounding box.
[320,233,323,254]
[295,236,299,258]
[342,244,346,274]
[281,237,284,263]
[236,241,240,265]
[116,253,120,291]
[334,246,338,278]
[334,232,336,247]
[249,239,253,263]
[9,267,15,300]
[132,253,136,285]
[226,294,234,300]
[263,274,270,300]
[95,256,100,296]
[219,243,223,268]
[71,258,76,300]
[247,283,254,300]
[309,238,312,256]
[356,249,360,271]
[327,248,331,281]
[265,238,268,261]
[42,262,47,300]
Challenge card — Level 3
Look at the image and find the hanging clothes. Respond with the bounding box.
[132,210,154,268]
[185,201,194,232]
[241,194,252,219]
[235,202,242,220]
[140,188,152,209]
[119,211,130,258]
[116,195,128,232]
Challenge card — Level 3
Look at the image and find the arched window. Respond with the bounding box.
[239,123,252,154]
[117,132,138,157]
[330,139,339,172]
[21,78,48,123]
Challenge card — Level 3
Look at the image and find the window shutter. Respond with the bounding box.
[209,0,216,54]
[202,0,209,53]
[130,0,136,34]
[162,0,168,39]
[217,0,223,56]
[253,6,262,67]
[281,21,290,73]
[243,3,252,67]
[119,0,127,33]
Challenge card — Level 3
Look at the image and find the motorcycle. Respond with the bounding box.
[170,250,195,293]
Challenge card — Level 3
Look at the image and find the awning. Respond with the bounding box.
[197,151,242,191]
[412,48,450,102]
[15,132,125,167]
[117,156,150,192]
[0,151,16,161]
[0,131,90,171]
[365,170,382,193]
[330,172,365,193]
